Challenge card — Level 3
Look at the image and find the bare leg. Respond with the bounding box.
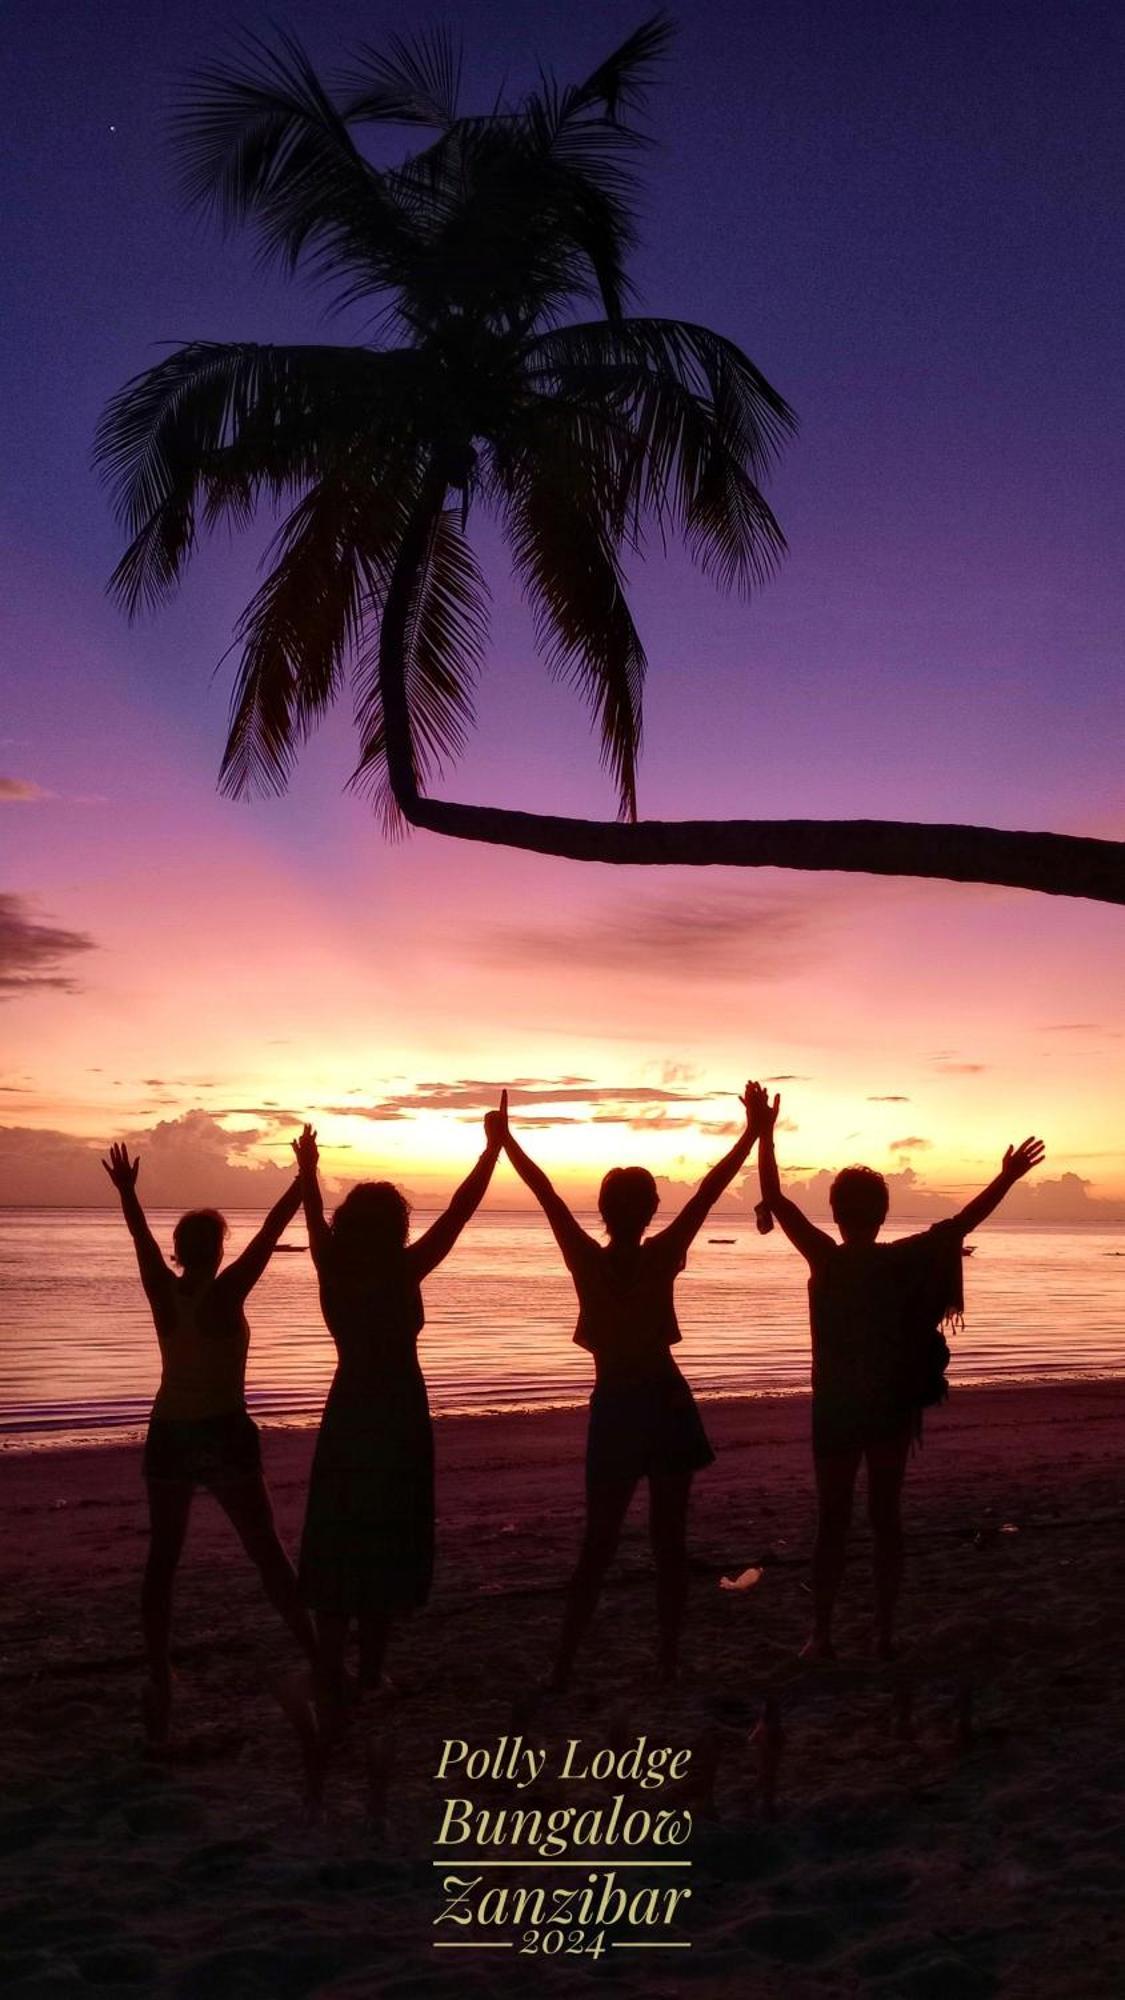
[358,1612,394,1691]
[806,1449,862,1658]
[211,1474,319,1665]
[550,1478,636,1691]
[648,1471,693,1682]
[142,1478,193,1743]
[313,1612,350,1741]
[865,1431,913,1659]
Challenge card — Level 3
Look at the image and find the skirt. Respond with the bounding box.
[586,1364,716,1488]
[297,1378,435,1616]
[143,1409,262,1486]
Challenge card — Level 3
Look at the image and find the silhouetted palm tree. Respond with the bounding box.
[96,19,1124,904]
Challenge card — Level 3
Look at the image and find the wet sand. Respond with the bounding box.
[2,1380,1123,1997]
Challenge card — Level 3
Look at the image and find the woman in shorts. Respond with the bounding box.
[751,1087,1044,1660]
[493,1086,764,1690]
[103,1141,317,1742]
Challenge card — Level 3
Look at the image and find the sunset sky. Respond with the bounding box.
[3,0,1123,1218]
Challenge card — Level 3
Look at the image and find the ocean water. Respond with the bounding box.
[1,1208,1123,1449]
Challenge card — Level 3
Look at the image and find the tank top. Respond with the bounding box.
[151,1279,250,1421]
[570,1237,684,1383]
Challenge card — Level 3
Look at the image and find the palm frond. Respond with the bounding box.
[522,317,796,590]
[513,19,674,322]
[551,14,674,126]
[94,340,422,616]
[219,477,402,801]
[340,29,463,130]
[350,508,488,834]
[173,30,421,306]
[514,111,638,322]
[503,441,645,820]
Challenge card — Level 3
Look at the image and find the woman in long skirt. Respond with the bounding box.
[291,1115,501,1733]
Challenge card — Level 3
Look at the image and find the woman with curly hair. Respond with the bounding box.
[291,1114,501,1733]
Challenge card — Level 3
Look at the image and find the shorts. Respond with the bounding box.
[811,1400,915,1459]
[143,1410,262,1487]
[586,1365,716,1488]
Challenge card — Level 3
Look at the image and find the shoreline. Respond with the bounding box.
[4,1366,1125,1458]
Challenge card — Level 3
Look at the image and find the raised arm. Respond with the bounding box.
[101,1143,172,1308]
[408,1103,503,1281]
[948,1137,1045,1236]
[752,1087,836,1267]
[496,1094,596,1271]
[220,1174,303,1299]
[648,1084,763,1265]
[292,1125,332,1273]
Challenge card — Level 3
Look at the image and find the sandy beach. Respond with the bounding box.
[3,1380,1124,1998]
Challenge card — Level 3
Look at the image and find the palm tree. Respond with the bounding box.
[96,19,1124,906]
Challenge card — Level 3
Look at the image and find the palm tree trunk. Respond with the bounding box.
[374,511,1124,906]
[401,794,1125,905]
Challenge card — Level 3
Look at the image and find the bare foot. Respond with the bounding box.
[268,1669,325,1810]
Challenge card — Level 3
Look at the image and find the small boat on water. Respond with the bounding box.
[708,1237,736,1245]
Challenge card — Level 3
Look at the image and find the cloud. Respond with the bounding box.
[318,1105,412,1122]
[325,1077,726,1121]
[744,1164,946,1222]
[929,1053,988,1074]
[765,1074,812,1082]
[0,1111,298,1208]
[487,1115,585,1129]
[591,1111,699,1131]
[0,777,48,803]
[212,1105,307,1127]
[868,1094,910,1103]
[890,1136,931,1153]
[741,1163,1125,1225]
[659,1062,700,1086]
[995,1171,1125,1224]
[1042,1022,1123,1040]
[484,890,828,983]
[0,893,95,999]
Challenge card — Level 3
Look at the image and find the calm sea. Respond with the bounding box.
[1,1208,1123,1450]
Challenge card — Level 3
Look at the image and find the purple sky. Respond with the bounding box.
[6,0,1124,822]
[3,0,1124,1211]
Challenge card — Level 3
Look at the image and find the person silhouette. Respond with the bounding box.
[291,1114,502,1739]
[751,1085,1045,1660]
[492,1085,765,1690]
[101,1142,317,1745]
